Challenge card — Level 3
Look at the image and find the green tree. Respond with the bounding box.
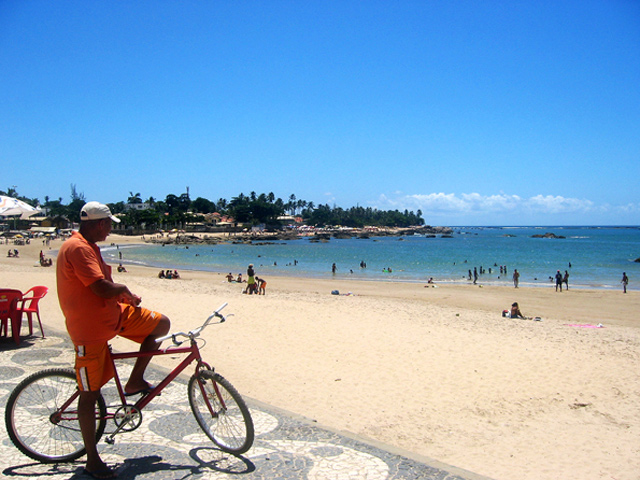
[128,192,142,204]
[191,197,216,213]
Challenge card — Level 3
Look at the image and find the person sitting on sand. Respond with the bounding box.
[158,270,165,278]
[8,249,13,257]
[226,272,234,283]
[173,270,180,279]
[510,302,526,319]
[237,273,243,283]
[117,264,127,273]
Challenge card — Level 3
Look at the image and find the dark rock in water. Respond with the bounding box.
[635,257,640,263]
[332,232,353,239]
[312,233,332,241]
[531,232,566,239]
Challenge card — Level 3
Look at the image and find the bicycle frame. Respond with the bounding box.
[108,339,212,411]
[53,338,217,439]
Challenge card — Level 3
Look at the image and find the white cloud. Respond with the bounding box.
[382,192,528,214]
[369,192,635,225]
[524,195,594,213]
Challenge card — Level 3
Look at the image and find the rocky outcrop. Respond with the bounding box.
[145,225,454,245]
[531,232,566,239]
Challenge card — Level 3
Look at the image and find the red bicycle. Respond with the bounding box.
[4,303,254,463]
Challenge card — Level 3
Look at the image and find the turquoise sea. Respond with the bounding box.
[103,226,640,290]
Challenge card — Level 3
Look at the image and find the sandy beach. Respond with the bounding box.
[2,234,639,480]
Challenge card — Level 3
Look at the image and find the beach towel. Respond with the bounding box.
[564,323,604,328]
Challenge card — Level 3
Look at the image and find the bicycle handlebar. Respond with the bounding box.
[156,302,229,345]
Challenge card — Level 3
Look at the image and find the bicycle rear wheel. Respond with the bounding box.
[4,368,107,463]
[188,370,254,454]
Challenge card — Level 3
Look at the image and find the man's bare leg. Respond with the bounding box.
[79,390,115,477]
[124,316,170,394]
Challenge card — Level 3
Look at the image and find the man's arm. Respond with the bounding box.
[89,279,141,306]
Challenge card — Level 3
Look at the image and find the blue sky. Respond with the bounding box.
[2,1,639,225]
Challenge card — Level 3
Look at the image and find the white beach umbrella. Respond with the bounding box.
[0,195,41,217]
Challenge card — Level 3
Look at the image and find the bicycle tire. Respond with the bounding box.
[188,370,254,454]
[4,368,107,463]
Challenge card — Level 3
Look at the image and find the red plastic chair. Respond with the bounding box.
[16,286,48,338]
[0,289,23,344]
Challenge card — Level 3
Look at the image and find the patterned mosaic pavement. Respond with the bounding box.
[1,333,491,480]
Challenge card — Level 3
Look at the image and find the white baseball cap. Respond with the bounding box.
[80,201,121,223]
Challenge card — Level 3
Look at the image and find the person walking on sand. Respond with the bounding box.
[622,272,629,293]
[512,269,520,288]
[56,201,171,479]
[563,270,570,290]
[555,270,563,292]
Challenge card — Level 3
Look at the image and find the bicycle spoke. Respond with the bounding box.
[5,369,106,463]
[188,370,254,454]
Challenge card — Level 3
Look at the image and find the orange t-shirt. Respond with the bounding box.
[56,231,122,345]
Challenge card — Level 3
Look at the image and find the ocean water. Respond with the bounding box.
[103,226,640,290]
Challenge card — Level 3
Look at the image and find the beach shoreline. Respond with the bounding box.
[2,233,639,480]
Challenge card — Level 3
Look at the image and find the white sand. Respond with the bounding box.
[2,234,639,480]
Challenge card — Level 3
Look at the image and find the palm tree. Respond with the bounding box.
[128,192,142,204]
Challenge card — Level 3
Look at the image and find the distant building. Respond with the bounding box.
[203,212,235,225]
[125,202,152,211]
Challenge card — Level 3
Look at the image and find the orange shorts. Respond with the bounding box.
[74,305,162,391]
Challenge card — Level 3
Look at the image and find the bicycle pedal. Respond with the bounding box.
[105,437,115,445]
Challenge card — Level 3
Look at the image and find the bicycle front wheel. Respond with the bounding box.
[188,370,254,454]
[4,368,107,463]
